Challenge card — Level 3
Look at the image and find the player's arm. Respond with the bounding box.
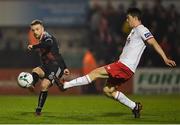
[146,38,176,67]
[58,54,70,75]
[32,38,52,49]
[28,38,52,50]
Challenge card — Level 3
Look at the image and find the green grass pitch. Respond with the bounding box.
[0,94,180,124]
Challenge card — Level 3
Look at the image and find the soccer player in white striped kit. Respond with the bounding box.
[61,8,176,118]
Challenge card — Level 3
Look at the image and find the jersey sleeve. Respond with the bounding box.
[59,54,67,69]
[138,26,154,41]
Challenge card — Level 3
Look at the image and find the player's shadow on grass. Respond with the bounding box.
[19,112,59,118]
[19,112,34,116]
[44,112,96,122]
[19,111,127,122]
[68,115,95,121]
[101,112,129,117]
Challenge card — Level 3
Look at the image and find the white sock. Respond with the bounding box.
[114,91,136,110]
[64,75,91,89]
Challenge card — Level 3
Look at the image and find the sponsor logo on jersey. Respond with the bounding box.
[144,32,152,38]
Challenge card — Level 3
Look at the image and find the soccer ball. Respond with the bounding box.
[17,72,33,88]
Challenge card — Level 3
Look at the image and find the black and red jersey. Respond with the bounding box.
[32,31,67,69]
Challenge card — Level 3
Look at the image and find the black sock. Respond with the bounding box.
[36,91,48,112]
[32,72,39,86]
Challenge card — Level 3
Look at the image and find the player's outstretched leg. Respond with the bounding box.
[35,91,48,116]
[63,75,91,89]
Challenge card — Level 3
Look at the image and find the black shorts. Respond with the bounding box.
[40,63,64,84]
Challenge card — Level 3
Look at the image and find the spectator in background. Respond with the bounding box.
[82,49,98,94]
[160,35,172,58]
[115,4,126,35]
[0,29,3,40]
[88,0,179,67]
[141,3,152,28]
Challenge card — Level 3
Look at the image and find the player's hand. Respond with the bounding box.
[28,45,33,50]
[164,58,176,67]
[64,69,70,75]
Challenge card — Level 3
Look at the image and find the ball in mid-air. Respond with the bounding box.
[17,72,33,88]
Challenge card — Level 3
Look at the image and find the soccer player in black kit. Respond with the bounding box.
[28,20,70,116]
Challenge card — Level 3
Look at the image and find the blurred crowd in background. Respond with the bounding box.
[0,0,179,68]
[87,0,180,67]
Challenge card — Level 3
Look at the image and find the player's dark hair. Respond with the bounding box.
[127,8,142,20]
[30,19,43,26]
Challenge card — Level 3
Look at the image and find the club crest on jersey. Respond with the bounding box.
[144,32,152,38]
[48,72,55,80]
[126,38,130,43]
